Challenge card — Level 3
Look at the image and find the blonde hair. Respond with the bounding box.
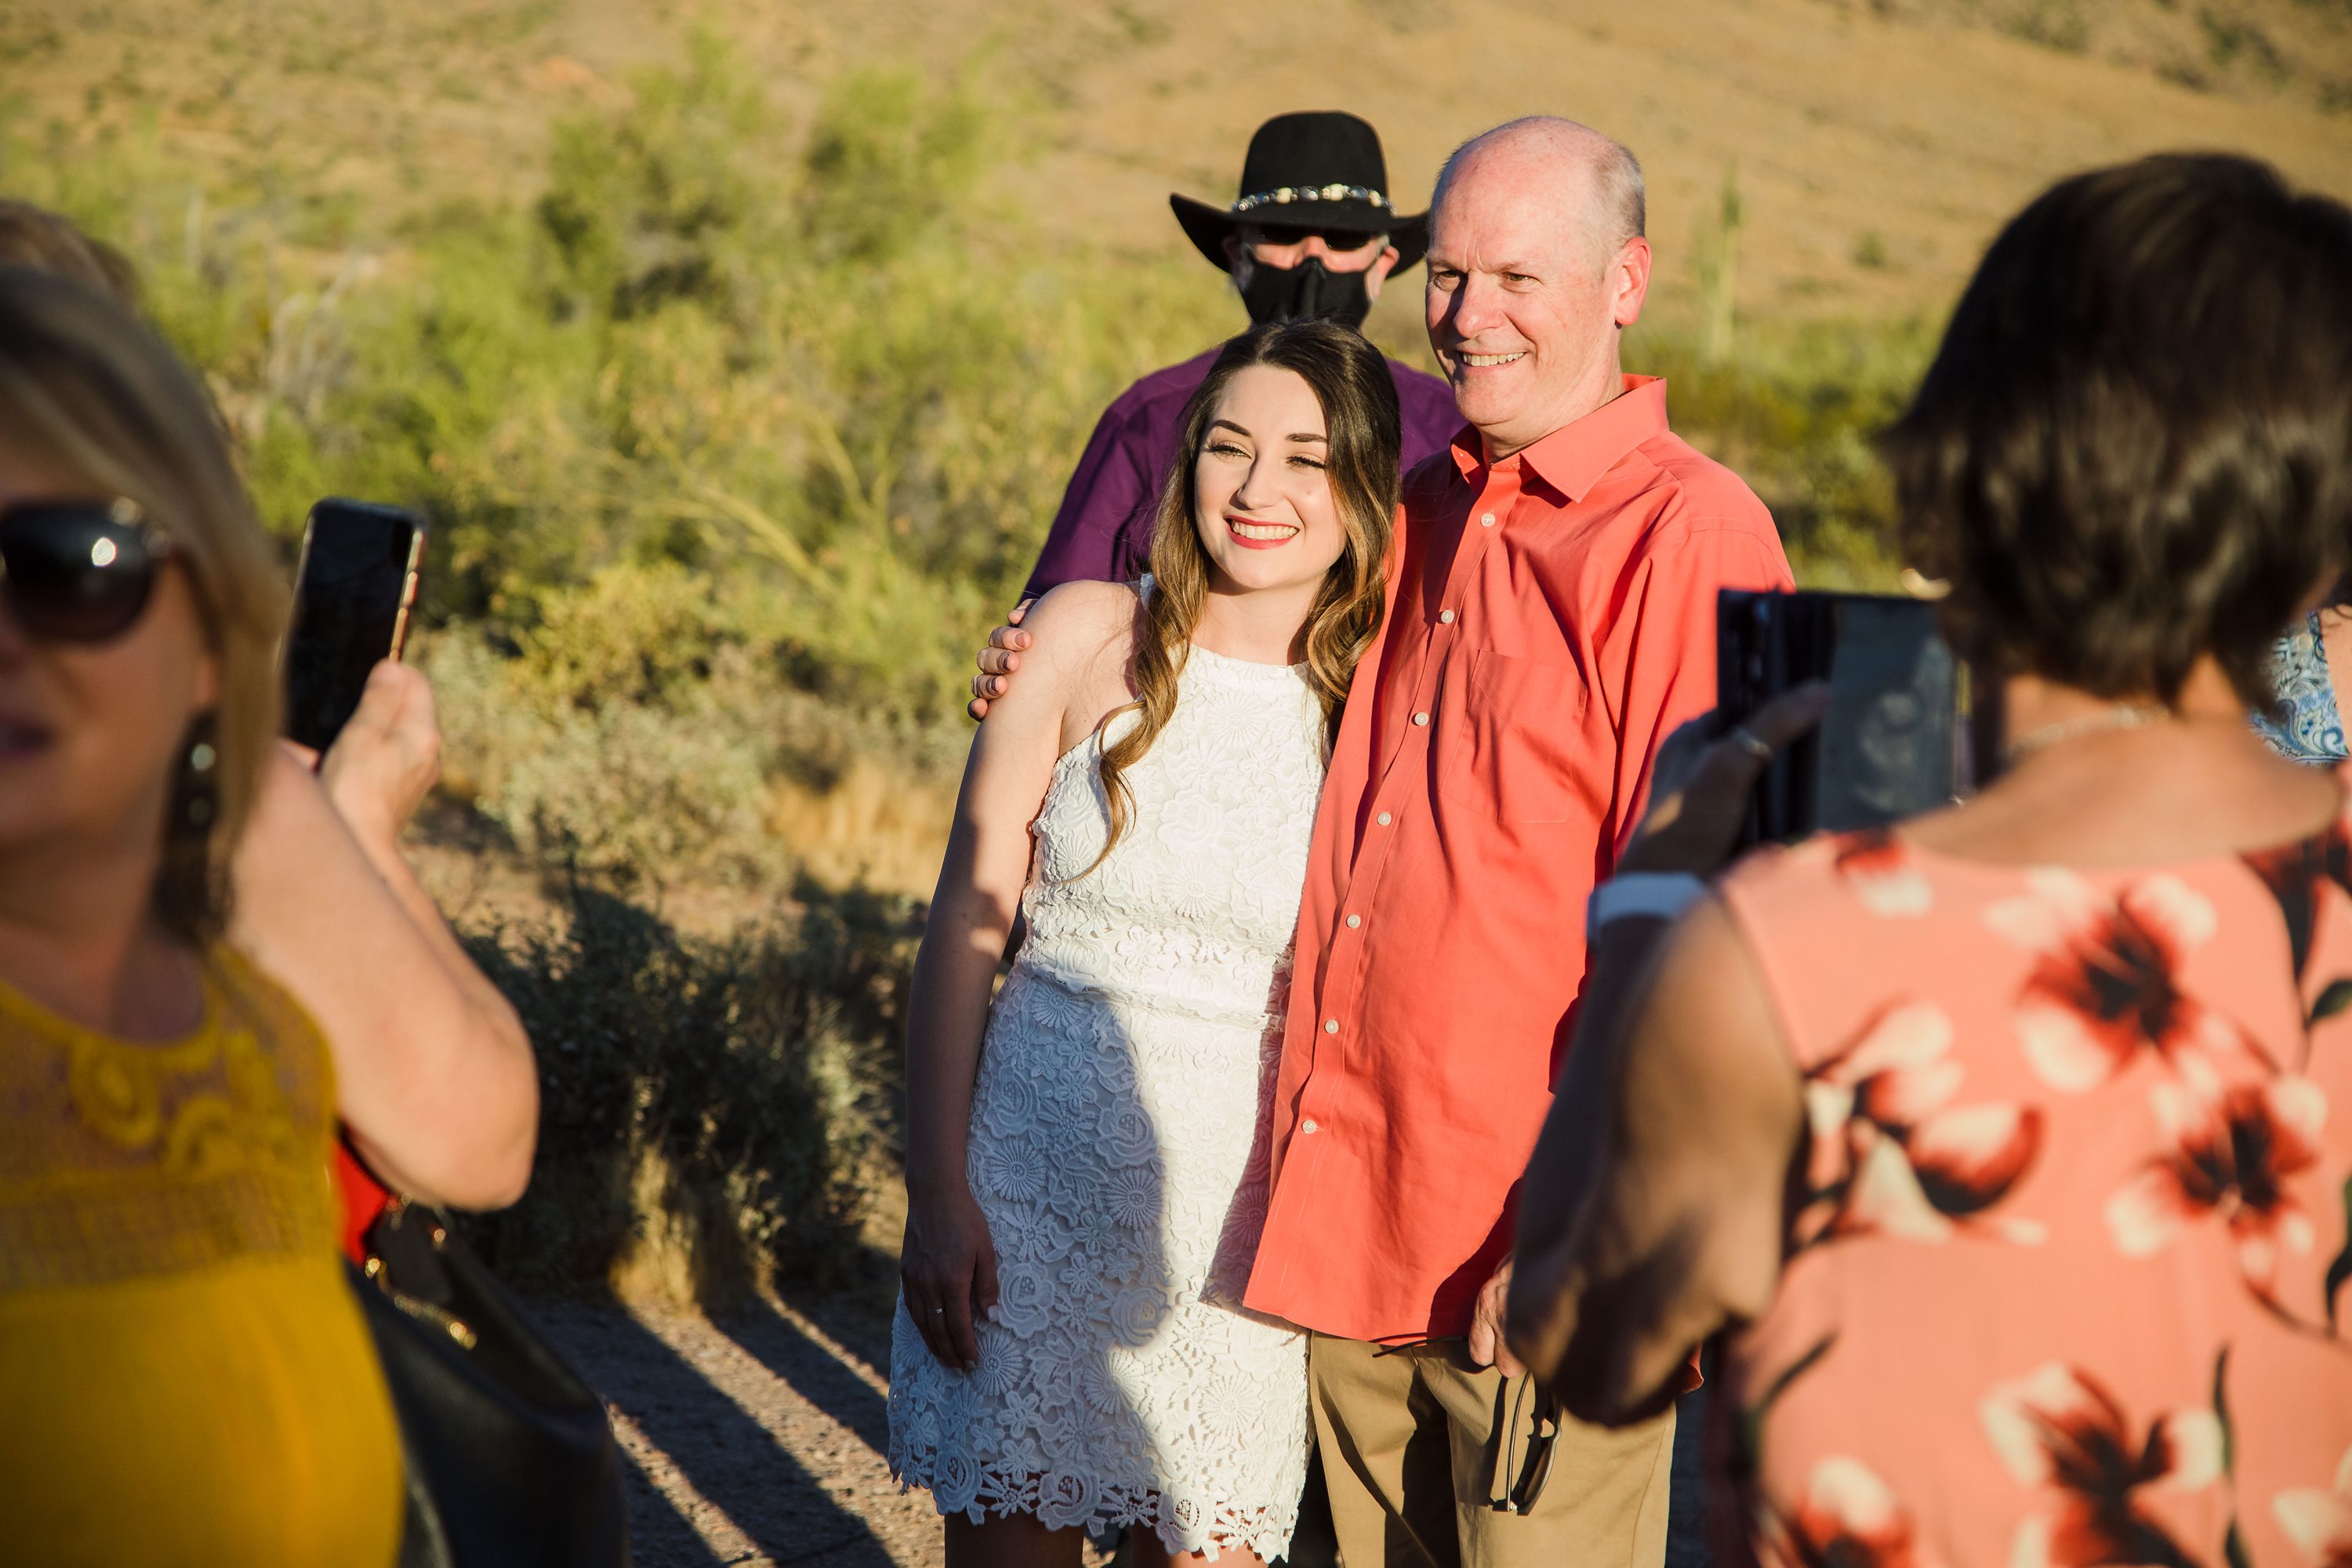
[1091,321,1399,870]
[0,266,285,942]
[0,201,143,307]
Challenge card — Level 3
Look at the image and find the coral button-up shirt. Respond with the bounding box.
[1243,376,1795,1343]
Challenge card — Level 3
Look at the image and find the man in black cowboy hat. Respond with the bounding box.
[1021,111,1457,600]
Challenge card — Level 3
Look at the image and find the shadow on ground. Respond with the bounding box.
[535,1295,915,1568]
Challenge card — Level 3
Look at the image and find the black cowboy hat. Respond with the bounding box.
[1170,111,1429,275]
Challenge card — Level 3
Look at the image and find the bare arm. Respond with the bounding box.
[230,663,538,1210]
[1507,681,1827,1422]
[1508,898,1801,1424]
[903,583,1130,1367]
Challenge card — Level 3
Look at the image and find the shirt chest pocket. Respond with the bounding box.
[1435,649,1592,826]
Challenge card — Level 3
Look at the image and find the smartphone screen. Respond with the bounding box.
[282,499,425,753]
[1813,597,1965,829]
[1719,590,1975,844]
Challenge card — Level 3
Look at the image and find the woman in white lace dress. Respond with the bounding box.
[890,321,1401,1566]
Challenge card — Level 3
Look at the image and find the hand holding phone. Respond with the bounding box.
[1620,682,1836,877]
[312,661,442,855]
[282,499,426,754]
[1717,590,1984,845]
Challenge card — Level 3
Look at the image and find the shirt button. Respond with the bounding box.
[1413,712,1429,726]
[1345,913,1362,928]
[1439,609,1455,624]
[1377,811,1392,826]
[1481,512,1497,527]
[1301,1119,1321,1134]
[1324,1018,1340,1034]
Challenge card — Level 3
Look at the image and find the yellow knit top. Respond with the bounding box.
[0,946,403,1566]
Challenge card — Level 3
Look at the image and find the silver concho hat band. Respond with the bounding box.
[1230,183,1392,215]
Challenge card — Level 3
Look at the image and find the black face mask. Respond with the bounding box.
[1238,256,1373,329]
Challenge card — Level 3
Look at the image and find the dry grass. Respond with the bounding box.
[5,0,2347,341]
[768,760,959,902]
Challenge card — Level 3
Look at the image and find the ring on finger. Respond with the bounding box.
[1729,725,1773,763]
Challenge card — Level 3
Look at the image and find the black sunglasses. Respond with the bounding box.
[1487,1377,1559,1515]
[1250,223,1385,252]
[0,498,174,643]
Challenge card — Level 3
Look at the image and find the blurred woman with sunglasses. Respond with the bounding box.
[1506,154,2352,1566]
[0,199,538,1228]
[0,266,403,1560]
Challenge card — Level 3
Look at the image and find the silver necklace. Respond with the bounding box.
[2002,703,2170,762]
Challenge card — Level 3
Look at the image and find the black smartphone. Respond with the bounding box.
[282,499,426,753]
[1717,589,1986,845]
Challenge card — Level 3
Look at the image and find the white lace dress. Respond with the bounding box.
[887,640,1328,1560]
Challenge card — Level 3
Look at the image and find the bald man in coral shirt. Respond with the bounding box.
[971,116,1791,1568]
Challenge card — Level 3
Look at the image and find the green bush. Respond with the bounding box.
[4,33,1929,864]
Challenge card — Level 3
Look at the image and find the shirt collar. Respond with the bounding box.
[1447,375,1670,503]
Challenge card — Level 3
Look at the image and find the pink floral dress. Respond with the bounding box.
[1715,801,2352,1568]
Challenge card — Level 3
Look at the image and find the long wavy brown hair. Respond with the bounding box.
[1089,320,1401,871]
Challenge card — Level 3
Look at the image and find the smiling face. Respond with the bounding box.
[1425,129,1653,458]
[0,435,216,876]
[1189,364,1348,596]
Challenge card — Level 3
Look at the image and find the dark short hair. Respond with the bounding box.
[1886,153,2352,706]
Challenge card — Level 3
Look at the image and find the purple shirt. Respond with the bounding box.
[1023,346,1463,598]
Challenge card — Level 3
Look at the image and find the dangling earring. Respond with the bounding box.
[155,713,227,945]
[178,716,220,832]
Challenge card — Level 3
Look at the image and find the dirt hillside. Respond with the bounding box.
[3,0,2347,332]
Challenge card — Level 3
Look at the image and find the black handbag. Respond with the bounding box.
[348,1198,631,1568]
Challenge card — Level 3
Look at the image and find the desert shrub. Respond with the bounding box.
[416,560,968,887]
[458,879,921,1301]
[3,33,1220,835]
[422,627,782,888]
[2,34,1931,878]
[1628,314,1935,586]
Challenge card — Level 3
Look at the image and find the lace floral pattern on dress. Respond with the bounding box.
[0,949,335,1294]
[887,640,1327,1561]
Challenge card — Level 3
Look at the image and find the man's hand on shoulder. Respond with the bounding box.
[967,598,1036,722]
[1468,1257,1526,1377]
[966,580,1139,728]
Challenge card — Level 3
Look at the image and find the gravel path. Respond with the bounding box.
[535,1289,940,1568]
[536,1283,1711,1568]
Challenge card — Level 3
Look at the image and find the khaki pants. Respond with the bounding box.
[1308,1334,1675,1568]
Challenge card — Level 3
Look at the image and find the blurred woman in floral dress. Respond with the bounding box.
[1507,154,2352,1568]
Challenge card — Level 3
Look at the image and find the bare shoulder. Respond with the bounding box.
[1020,580,1142,686]
[1645,895,1783,1054]
[980,581,1141,757]
[1025,578,1142,639]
